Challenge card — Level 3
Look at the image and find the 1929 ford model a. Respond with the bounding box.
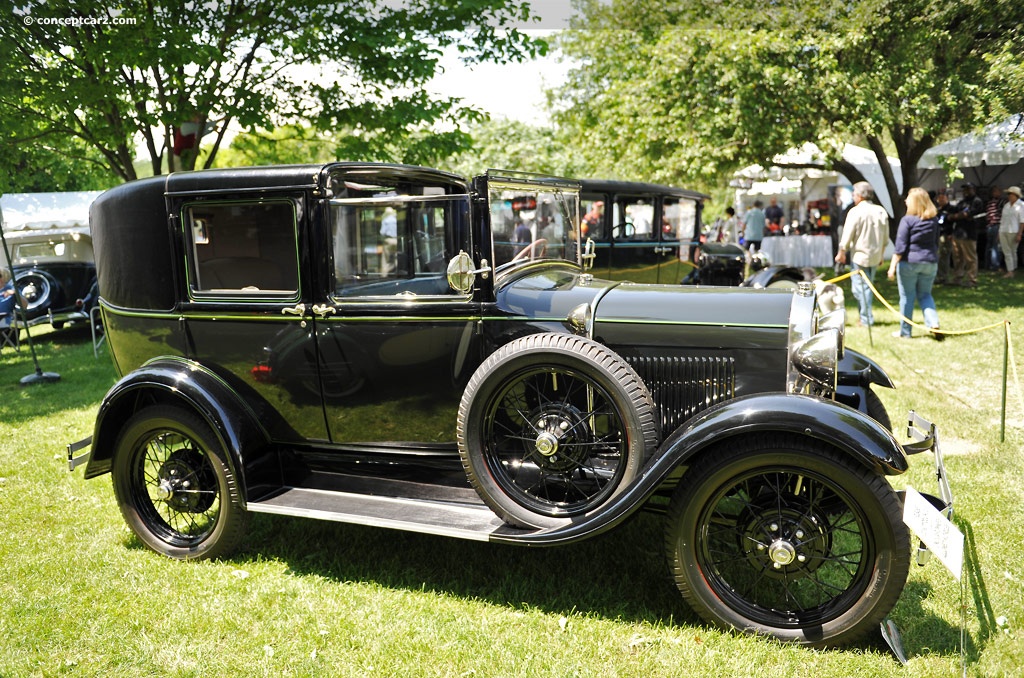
[69,163,943,648]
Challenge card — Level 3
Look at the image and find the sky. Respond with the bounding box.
[424,1,579,125]
[426,34,573,126]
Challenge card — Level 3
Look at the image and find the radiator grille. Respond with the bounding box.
[628,356,736,434]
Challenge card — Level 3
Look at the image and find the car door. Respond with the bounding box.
[177,192,329,443]
[313,171,481,448]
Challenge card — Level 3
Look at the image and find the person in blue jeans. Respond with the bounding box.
[887,187,942,341]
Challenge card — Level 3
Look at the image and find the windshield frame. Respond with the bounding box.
[484,170,582,277]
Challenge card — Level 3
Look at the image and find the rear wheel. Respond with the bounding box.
[458,333,658,528]
[665,434,909,647]
[112,406,248,560]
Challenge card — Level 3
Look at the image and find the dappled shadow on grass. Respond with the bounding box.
[233,510,692,629]
[0,325,116,423]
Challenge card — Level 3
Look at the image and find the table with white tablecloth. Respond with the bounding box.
[759,235,834,268]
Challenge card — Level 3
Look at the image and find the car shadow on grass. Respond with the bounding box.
[239,510,691,629]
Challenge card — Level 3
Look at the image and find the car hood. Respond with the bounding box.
[495,268,795,348]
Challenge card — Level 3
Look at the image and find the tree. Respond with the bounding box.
[0,0,546,182]
[443,117,591,179]
[0,125,116,193]
[556,0,1024,231]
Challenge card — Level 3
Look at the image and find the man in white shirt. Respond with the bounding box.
[835,182,890,326]
[999,186,1023,278]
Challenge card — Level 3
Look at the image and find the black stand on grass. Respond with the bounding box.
[0,207,61,386]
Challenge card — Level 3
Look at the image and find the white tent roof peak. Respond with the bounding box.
[919,114,1024,169]
[734,143,903,215]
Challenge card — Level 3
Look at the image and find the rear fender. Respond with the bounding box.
[84,357,273,505]
[493,392,907,546]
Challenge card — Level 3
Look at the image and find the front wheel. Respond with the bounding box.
[112,406,249,560]
[458,333,658,528]
[664,434,910,647]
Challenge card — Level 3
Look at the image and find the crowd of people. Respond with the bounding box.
[722,180,1024,341]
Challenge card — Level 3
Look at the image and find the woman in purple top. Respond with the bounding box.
[887,187,943,340]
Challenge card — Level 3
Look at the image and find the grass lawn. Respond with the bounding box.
[1,268,1022,677]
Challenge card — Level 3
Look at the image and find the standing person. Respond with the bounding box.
[950,183,984,287]
[999,186,1023,278]
[934,190,957,283]
[984,186,1006,270]
[720,206,740,243]
[741,201,766,252]
[887,188,942,340]
[835,182,889,327]
[764,197,784,234]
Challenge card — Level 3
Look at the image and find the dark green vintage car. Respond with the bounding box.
[69,163,946,648]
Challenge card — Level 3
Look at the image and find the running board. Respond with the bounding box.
[247,487,532,541]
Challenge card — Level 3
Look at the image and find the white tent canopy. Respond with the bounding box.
[919,115,1024,169]
[917,114,1024,192]
[0,191,103,232]
[736,143,903,216]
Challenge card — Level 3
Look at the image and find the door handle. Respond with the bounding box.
[281,303,306,316]
[311,304,336,318]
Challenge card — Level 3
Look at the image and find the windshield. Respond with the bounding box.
[487,172,581,271]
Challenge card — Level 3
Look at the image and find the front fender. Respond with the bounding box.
[83,357,273,505]
[493,392,907,546]
[839,348,895,389]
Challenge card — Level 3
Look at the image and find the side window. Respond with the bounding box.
[330,197,465,298]
[664,198,699,245]
[613,197,654,240]
[186,201,300,298]
[580,195,607,240]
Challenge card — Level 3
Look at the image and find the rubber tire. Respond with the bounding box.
[112,406,249,560]
[865,387,892,431]
[458,332,658,529]
[664,433,910,648]
[15,270,58,319]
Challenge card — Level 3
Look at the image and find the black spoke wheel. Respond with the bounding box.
[112,406,248,560]
[459,333,658,528]
[665,434,909,647]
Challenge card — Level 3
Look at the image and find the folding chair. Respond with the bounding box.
[0,312,20,351]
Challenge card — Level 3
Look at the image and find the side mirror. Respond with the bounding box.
[446,251,491,294]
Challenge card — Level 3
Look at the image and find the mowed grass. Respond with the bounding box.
[1,268,1022,677]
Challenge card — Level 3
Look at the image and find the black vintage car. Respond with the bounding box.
[69,163,945,648]
[1,224,99,328]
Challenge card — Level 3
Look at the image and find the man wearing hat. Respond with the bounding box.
[999,186,1023,278]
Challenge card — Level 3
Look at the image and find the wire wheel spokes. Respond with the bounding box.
[484,366,627,515]
[699,467,873,626]
[134,430,221,546]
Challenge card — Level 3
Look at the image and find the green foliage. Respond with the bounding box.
[556,0,1024,229]
[0,132,116,193]
[0,0,546,182]
[443,117,592,178]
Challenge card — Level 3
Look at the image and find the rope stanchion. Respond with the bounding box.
[826,268,1020,440]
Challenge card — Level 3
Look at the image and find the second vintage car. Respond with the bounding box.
[69,163,946,648]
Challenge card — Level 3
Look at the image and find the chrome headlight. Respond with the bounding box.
[816,309,846,359]
[789,328,840,393]
[787,282,841,395]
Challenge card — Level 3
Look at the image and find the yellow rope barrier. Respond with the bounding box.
[826,268,1021,436]
[825,268,1006,335]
